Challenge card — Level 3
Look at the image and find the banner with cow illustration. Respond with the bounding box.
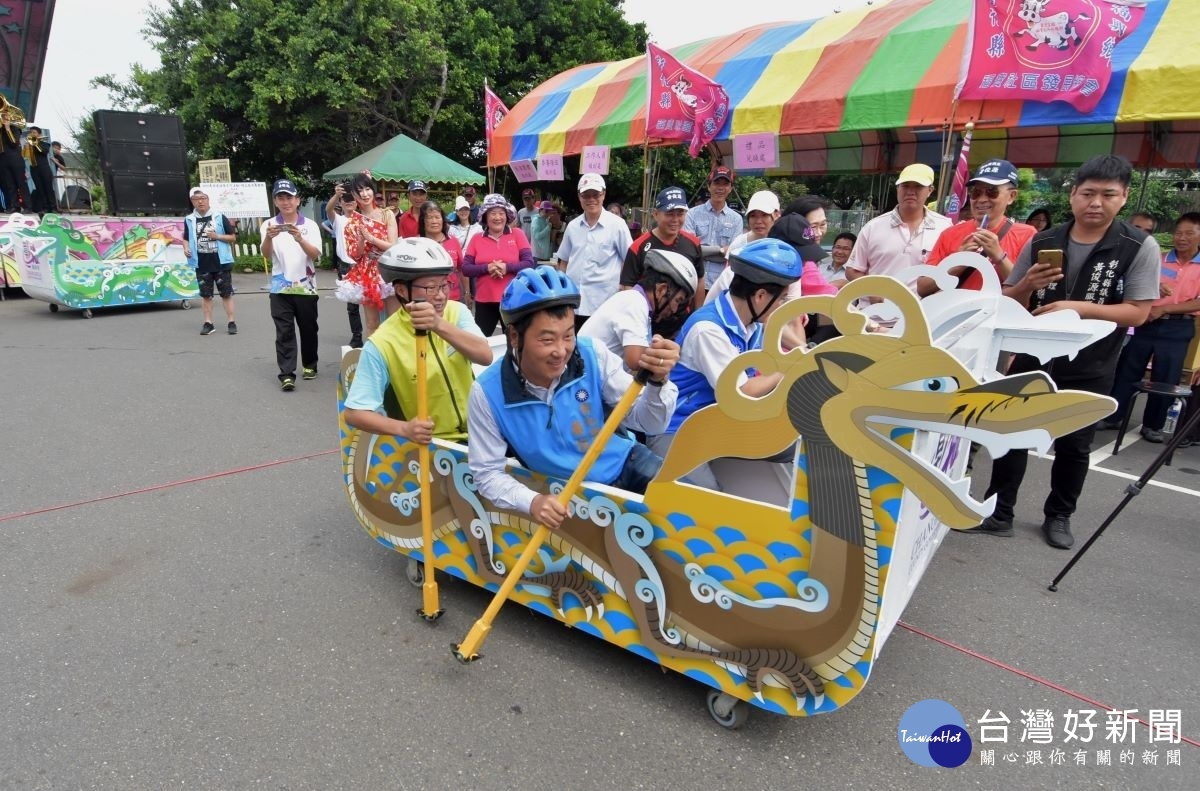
[958,0,1148,113]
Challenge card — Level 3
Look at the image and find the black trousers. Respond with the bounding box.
[0,149,29,212]
[337,261,362,338]
[984,373,1110,522]
[270,293,319,379]
[30,162,56,212]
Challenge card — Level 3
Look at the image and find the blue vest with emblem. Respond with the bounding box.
[185,212,235,269]
[477,336,634,484]
[665,291,762,435]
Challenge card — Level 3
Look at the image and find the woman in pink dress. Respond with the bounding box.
[418,201,469,309]
[461,193,534,335]
[337,172,397,337]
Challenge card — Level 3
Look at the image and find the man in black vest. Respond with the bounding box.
[965,155,1161,549]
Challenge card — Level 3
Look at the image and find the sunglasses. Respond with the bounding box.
[969,185,1009,199]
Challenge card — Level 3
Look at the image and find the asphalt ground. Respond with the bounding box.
[2,274,1197,789]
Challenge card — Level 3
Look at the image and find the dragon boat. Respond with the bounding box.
[9,213,197,318]
[338,261,1116,728]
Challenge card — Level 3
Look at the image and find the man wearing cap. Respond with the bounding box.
[684,165,744,289]
[621,186,706,324]
[261,178,323,391]
[463,186,483,224]
[517,188,538,238]
[554,173,634,332]
[398,180,428,238]
[183,186,239,336]
[921,158,1036,293]
[845,163,952,283]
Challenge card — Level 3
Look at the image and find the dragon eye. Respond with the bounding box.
[896,377,959,393]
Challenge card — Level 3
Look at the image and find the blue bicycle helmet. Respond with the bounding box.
[728,238,803,286]
[500,265,581,324]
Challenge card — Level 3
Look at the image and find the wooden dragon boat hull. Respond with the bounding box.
[338,272,1116,726]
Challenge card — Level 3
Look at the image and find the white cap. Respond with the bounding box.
[578,173,606,193]
[454,196,470,211]
[745,190,780,216]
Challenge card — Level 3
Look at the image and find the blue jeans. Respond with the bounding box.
[1110,317,1195,431]
[611,442,664,494]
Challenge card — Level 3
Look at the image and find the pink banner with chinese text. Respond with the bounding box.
[959,0,1146,114]
[645,43,729,158]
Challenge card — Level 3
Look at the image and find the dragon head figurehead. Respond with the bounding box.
[701,276,1114,529]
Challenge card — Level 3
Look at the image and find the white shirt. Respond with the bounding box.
[467,342,677,514]
[332,212,353,265]
[578,288,652,359]
[845,208,953,279]
[261,216,321,286]
[680,291,757,392]
[555,211,634,315]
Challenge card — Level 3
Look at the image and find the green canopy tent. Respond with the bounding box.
[323,132,484,185]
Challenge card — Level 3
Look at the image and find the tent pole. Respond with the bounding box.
[935,104,958,211]
[1135,161,1151,211]
[640,139,652,221]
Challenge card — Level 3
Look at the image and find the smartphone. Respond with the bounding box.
[1037,249,1064,269]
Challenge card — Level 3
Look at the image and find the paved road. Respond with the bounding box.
[2,277,1197,789]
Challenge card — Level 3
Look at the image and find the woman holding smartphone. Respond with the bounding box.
[337,172,397,338]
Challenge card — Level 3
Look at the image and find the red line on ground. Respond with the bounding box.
[0,449,339,524]
[897,620,1200,749]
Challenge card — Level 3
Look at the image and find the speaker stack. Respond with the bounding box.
[93,111,189,215]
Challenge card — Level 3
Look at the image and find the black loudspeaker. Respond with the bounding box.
[94,110,189,215]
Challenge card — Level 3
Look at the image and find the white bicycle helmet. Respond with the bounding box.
[377,237,454,283]
[643,249,698,296]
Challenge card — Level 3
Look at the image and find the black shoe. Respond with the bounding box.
[227,321,238,335]
[1098,418,1121,430]
[1042,516,1074,549]
[1178,437,1196,448]
[962,516,1014,537]
[200,322,215,335]
[1141,428,1165,443]
[350,334,363,349]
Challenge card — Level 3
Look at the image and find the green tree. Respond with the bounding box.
[93,0,646,191]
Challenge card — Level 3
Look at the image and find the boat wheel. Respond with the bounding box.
[181,299,192,309]
[49,303,59,312]
[405,558,425,587]
[706,690,750,730]
[82,308,93,319]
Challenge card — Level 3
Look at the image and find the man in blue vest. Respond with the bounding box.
[184,186,239,335]
[467,266,680,529]
[646,238,803,489]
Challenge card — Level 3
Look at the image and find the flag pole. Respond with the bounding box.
[640,138,651,221]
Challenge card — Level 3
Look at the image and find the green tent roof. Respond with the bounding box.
[323,132,484,185]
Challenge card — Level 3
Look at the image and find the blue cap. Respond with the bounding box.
[407,179,428,193]
[272,178,298,196]
[655,186,687,211]
[970,159,1019,187]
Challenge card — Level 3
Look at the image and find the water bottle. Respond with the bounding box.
[1164,398,1182,435]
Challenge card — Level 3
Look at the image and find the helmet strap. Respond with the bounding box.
[747,287,782,326]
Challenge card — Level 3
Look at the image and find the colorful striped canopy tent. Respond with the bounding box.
[489,0,1200,174]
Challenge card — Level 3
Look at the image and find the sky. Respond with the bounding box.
[32,0,876,147]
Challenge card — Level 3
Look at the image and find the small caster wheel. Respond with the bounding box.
[82,308,94,319]
[49,303,59,312]
[181,299,192,310]
[706,690,750,730]
[405,558,425,587]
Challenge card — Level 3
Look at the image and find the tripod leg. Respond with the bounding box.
[1049,405,1200,591]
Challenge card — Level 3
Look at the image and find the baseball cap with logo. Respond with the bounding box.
[709,165,735,183]
[970,158,1019,187]
[577,173,606,193]
[538,200,555,212]
[188,187,207,198]
[454,196,470,211]
[272,179,298,196]
[655,186,688,211]
[407,179,427,193]
[463,186,476,197]
[521,188,536,198]
[895,163,935,187]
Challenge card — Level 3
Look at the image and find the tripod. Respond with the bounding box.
[1049,403,1200,591]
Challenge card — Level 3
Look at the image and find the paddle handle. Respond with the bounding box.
[415,331,442,620]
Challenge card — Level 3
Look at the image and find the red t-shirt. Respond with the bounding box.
[399,208,420,238]
[926,217,1036,289]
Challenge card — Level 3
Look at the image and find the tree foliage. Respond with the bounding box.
[93,0,646,192]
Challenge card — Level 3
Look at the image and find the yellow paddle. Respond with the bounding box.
[415,328,444,622]
[452,369,651,662]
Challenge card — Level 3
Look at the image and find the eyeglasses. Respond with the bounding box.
[969,185,1007,199]
[411,282,450,296]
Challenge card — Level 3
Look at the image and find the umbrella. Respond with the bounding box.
[489,0,1199,173]
[324,132,484,184]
